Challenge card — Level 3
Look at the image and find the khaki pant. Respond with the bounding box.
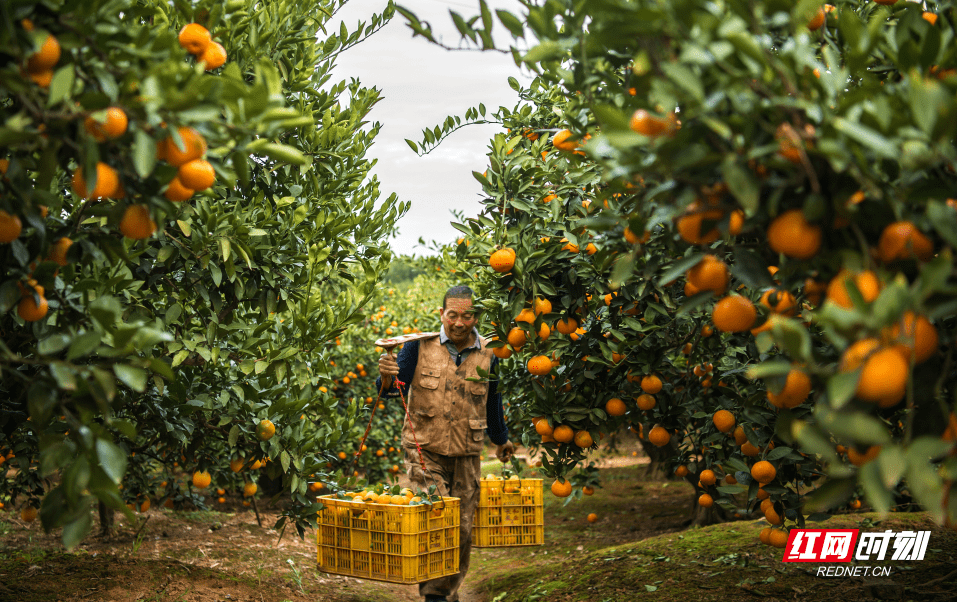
[405,448,481,602]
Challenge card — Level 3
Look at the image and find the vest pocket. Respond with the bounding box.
[406,409,435,445]
[418,371,440,390]
[468,381,488,396]
[469,418,487,442]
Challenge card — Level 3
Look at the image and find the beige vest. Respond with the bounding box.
[401,334,493,457]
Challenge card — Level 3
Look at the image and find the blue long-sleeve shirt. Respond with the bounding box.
[375,335,509,446]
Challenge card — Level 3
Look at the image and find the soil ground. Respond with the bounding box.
[1,441,956,602]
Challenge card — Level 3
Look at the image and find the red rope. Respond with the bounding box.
[350,373,440,505]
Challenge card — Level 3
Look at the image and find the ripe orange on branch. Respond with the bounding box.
[0,211,23,243]
[489,248,516,273]
[767,209,822,259]
[119,205,156,240]
[878,221,933,263]
[605,397,627,416]
[712,410,735,433]
[84,107,128,141]
[826,270,880,309]
[179,23,212,55]
[640,374,662,394]
[767,369,812,409]
[551,479,573,497]
[712,295,756,332]
[751,460,777,485]
[527,355,553,376]
[629,109,677,138]
[687,255,728,295]
[257,419,276,441]
[72,163,121,199]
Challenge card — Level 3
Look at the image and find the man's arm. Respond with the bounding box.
[375,340,419,398]
[485,356,514,461]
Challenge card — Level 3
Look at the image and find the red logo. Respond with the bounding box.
[783,529,859,562]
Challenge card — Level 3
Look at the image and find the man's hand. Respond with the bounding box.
[377,352,399,392]
[495,441,515,463]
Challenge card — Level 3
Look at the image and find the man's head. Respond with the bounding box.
[441,286,477,346]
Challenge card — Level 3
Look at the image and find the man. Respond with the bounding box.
[377,285,514,602]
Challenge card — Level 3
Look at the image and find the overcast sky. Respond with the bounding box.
[327,0,532,256]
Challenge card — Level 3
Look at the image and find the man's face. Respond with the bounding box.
[441,297,477,344]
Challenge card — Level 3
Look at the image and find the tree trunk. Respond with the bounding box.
[98,500,114,537]
[638,438,680,480]
[686,495,729,527]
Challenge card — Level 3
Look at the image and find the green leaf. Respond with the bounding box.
[826,371,858,410]
[114,364,148,392]
[47,66,75,106]
[61,511,92,551]
[832,118,897,159]
[133,130,157,178]
[50,362,77,391]
[0,280,19,313]
[859,460,892,515]
[255,142,308,165]
[722,158,759,213]
[38,333,71,355]
[96,439,127,484]
[523,41,565,64]
[229,424,240,448]
[657,253,703,286]
[766,446,793,461]
[281,450,291,472]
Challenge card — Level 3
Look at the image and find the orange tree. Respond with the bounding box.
[401,0,957,535]
[0,0,406,545]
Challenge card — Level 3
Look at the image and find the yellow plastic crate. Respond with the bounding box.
[316,495,460,584]
[474,478,544,547]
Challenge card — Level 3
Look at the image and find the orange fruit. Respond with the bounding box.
[676,200,724,244]
[855,347,909,407]
[72,163,121,199]
[83,107,128,141]
[687,255,729,295]
[257,419,276,441]
[492,344,512,359]
[164,176,194,202]
[119,205,156,240]
[760,289,798,317]
[570,327,585,341]
[0,210,23,243]
[551,479,573,497]
[769,529,789,548]
[641,375,662,394]
[47,237,72,266]
[551,129,579,151]
[28,69,53,87]
[199,42,227,70]
[826,270,880,309]
[229,457,245,472]
[574,430,593,448]
[751,460,777,485]
[740,441,761,457]
[586,513,598,523]
[887,311,938,364]
[553,425,574,443]
[847,445,881,466]
[18,286,49,322]
[605,397,627,416]
[767,369,812,409]
[490,248,516,273]
[527,355,553,376]
[629,109,677,137]
[555,317,579,335]
[515,308,536,323]
[624,227,650,245]
[533,297,552,315]
[534,419,554,437]
[506,327,527,349]
[803,278,827,306]
[582,486,595,496]
[699,469,716,486]
[243,482,258,497]
[27,34,60,72]
[178,23,211,55]
[675,465,689,478]
[767,209,822,259]
[20,506,38,523]
[759,527,772,545]
[178,159,215,190]
[698,493,713,507]
[138,499,151,512]
[636,394,656,411]
[648,425,670,447]
[712,409,735,433]
[712,295,757,332]
[923,12,938,24]
[164,127,207,167]
[808,7,826,30]
[192,471,211,489]
[878,221,933,263]
[560,237,579,253]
